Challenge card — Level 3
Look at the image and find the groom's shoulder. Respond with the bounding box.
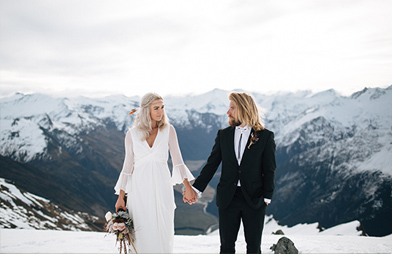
[259,127,274,134]
[213,126,233,138]
[258,128,275,141]
[220,126,234,134]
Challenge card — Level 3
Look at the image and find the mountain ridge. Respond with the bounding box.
[0,86,392,236]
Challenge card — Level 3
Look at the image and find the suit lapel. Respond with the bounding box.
[226,126,238,164]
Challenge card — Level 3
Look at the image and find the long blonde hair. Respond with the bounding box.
[130,92,169,139]
[229,92,264,131]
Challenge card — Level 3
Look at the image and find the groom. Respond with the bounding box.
[184,92,276,254]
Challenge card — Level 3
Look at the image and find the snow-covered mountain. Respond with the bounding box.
[0,93,139,161]
[0,177,100,231]
[0,88,392,172]
[260,87,392,236]
[0,86,392,236]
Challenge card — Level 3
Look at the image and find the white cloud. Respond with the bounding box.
[0,0,392,97]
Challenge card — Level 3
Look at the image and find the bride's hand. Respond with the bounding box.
[115,196,126,212]
[183,186,197,205]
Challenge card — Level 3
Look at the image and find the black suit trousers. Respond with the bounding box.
[218,187,266,254]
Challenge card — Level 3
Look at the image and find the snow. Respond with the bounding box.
[0,87,392,179]
[0,178,34,206]
[0,229,394,264]
[166,88,231,116]
[0,117,48,161]
[0,218,392,254]
[0,178,95,231]
[355,146,392,175]
[0,87,393,259]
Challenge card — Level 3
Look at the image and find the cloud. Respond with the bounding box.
[0,0,392,97]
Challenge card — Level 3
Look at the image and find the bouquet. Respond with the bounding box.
[105,209,137,253]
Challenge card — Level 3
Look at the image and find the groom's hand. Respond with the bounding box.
[183,186,197,205]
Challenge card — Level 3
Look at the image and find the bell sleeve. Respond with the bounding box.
[114,129,134,194]
[168,124,195,185]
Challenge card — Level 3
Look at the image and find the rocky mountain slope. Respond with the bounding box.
[0,86,392,236]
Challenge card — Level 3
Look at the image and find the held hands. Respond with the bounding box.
[182,185,198,205]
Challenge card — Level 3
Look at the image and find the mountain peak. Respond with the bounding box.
[350,86,391,100]
[0,86,392,236]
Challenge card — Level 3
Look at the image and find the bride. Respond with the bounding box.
[114,92,197,253]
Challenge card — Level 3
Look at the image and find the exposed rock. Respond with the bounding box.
[270,236,298,254]
[272,229,285,235]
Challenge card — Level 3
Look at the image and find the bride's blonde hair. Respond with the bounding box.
[130,92,169,139]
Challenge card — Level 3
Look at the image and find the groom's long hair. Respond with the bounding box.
[229,92,264,131]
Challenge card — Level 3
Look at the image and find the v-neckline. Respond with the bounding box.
[146,128,159,149]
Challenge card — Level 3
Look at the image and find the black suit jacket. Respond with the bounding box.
[192,126,276,210]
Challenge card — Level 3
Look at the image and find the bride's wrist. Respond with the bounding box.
[183,178,191,187]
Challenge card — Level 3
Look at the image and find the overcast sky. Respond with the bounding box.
[0,0,392,98]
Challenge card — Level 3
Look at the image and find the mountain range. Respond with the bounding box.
[0,86,392,236]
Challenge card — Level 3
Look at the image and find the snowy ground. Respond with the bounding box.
[0,228,392,254]
[0,219,392,254]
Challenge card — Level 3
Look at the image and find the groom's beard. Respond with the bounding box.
[228,116,241,127]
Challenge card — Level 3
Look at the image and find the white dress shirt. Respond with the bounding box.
[235,125,251,187]
[235,125,251,166]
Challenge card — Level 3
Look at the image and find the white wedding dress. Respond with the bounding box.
[114,123,194,253]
